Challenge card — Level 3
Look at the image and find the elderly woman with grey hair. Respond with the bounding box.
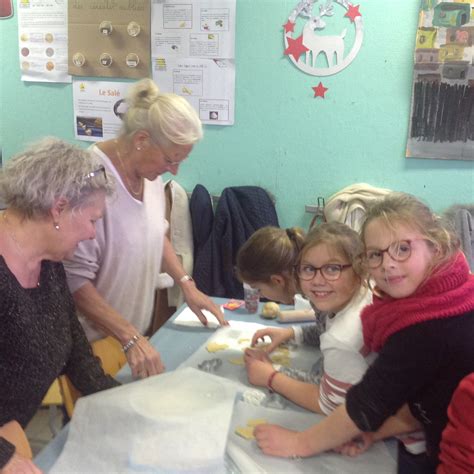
[0,137,120,473]
[63,78,227,380]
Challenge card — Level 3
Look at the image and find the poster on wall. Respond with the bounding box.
[152,57,235,125]
[68,0,150,79]
[72,80,130,142]
[151,0,236,126]
[406,0,474,161]
[17,0,71,83]
[151,0,235,59]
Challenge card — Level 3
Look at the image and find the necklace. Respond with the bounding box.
[2,212,40,287]
[115,140,144,197]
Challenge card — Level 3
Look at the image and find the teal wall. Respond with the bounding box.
[1,0,473,227]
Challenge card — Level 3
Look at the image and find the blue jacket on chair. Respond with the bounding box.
[192,186,279,299]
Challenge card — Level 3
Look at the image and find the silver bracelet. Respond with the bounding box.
[122,334,140,353]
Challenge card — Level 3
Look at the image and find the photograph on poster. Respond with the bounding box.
[76,116,103,138]
[113,99,127,120]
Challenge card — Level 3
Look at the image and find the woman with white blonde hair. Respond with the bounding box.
[64,78,226,380]
[0,137,119,473]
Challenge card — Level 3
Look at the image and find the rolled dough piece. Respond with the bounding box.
[206,342,229,353]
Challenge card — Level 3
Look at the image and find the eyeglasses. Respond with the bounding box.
[85,165,107,182]
[295,263,352,282]
[153,141,185,168]
[365,239,419,269]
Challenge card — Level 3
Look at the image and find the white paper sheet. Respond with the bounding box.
[172,305,224,328]
[179,321,322,392]
[17,0,71,83]
[50,368,238,473]
[72,79,131,142]
[152,56,235,126]
[227,400,397,474]
[151,0,236,59]
[150,0,236,126]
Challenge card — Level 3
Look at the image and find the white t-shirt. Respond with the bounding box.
[64,146,167,341]
[294,287,374,415]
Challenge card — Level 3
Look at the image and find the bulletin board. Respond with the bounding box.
[68,0,151,79]
[406,0,474,161]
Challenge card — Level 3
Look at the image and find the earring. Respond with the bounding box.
[136,146,142,151]
[54,222,60,230]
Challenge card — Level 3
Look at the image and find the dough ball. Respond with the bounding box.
[261,302,280,319]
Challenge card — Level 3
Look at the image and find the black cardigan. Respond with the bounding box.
[0,259,119,467]
[346,310,474,467]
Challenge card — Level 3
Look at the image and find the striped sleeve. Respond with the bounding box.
[319,372,353,415]
[319,337,369,415]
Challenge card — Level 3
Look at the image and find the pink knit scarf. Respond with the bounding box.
[362,252,474,352]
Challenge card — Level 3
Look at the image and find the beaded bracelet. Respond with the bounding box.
[267,370,279,393]
[122,334,140,353]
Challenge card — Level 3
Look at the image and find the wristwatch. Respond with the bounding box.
[179,274,194,283]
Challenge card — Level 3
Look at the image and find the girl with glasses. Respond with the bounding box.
[243,222,373,416]
[254,193,474,474]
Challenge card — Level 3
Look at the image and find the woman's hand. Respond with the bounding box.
[254,424,301,458]
[182,285,228,326]
[333,432,375,457]
[1,453,42,474]
[244,349,274,387]
[126,337,165,378]
[251,327,294,353]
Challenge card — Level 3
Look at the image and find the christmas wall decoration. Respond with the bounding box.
[283,0,364,98]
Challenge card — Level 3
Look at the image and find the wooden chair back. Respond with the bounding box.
[0,420,32,459]
[59,336,126,418]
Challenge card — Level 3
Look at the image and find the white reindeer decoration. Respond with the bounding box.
[302,0,346,68]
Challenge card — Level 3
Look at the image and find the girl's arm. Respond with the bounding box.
[254,403,360,458]
[371,404,421,441]
[335,404,422,457]
[269,372,322,413]
[244,351,322,413]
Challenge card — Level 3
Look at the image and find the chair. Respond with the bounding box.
[40,379,66,436]
[59,336,126,418]
[0,420,32,459]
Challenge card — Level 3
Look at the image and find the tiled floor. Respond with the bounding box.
[25,407,66,457]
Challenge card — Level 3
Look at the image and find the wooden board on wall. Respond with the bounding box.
[68,0,151,79]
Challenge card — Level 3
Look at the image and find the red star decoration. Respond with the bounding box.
[345,4,361,22]
[312,82,328,98]
[283,20,295,34]
[284,35,309,62]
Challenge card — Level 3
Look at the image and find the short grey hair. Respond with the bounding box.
[0,137,115,219]
[121,78,203,147]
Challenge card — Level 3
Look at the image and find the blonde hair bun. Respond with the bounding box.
[126,78,160,108]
